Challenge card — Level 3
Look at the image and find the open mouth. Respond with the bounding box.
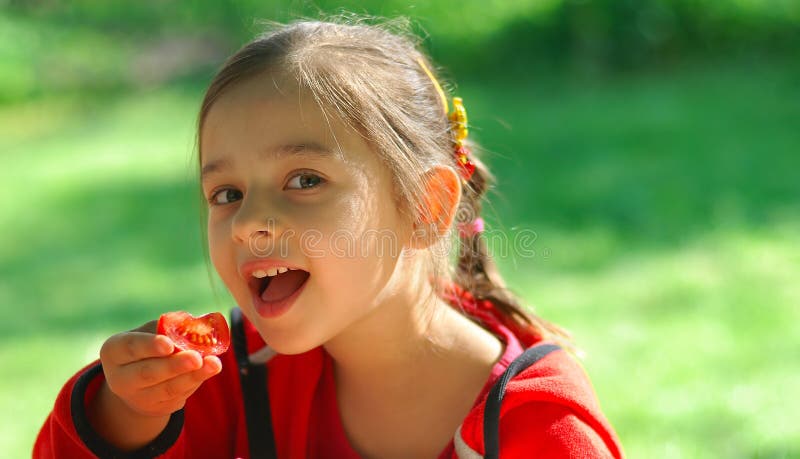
[249,269,311,303]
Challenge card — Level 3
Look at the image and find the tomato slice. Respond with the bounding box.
[156,311,231,356]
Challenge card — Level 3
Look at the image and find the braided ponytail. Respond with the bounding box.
[452,141,573,348]
[414,55,572,348]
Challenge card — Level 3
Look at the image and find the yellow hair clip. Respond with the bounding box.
[449,97,468,145]
[416,59,476,182]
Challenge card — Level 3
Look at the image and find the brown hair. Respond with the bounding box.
[196,16,570,346]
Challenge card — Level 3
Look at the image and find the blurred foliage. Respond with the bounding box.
[2,61,798,458]
[2,0,800,102]
[1,1,799,458]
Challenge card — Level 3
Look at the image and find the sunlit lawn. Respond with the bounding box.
[1,60,798,458]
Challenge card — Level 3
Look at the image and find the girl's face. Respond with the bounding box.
[200,74,416,354]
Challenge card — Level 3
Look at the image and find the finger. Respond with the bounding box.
[135,356,222,403]
[100,332,174,366]
[115,351,204,390]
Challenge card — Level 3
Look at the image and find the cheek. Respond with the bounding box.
[207,219,222,256]
[306,201,403,261]
[309,229,402,310]
[206,217,234,280]
[294,191,366,230]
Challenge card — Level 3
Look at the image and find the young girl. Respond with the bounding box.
[35,18,623,458]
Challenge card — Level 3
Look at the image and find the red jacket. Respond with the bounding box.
[35,286,624,458]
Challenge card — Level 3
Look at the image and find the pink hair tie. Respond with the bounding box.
[458,217,484,238]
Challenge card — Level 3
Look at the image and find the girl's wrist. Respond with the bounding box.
[87,381,171,451]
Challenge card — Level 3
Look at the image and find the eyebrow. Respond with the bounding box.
[200,142,336,182]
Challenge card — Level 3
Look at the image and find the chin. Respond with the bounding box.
[263,335,322,356]
[248,320,325,356]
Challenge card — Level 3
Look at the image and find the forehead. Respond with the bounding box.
[200,73,369,169]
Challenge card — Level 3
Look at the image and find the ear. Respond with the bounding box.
[411,165,462,248]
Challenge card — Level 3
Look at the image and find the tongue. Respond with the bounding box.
[261,270,309,302]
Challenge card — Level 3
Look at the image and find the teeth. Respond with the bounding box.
[251,266,299,278]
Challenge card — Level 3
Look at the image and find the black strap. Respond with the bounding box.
[483,343,561,459]
[231,307,278,459]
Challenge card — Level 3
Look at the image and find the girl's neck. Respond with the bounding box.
[322,263,504,397]
[322,267,446,377]
[321,265,504,458]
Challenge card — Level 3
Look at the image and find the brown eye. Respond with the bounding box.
[286,172,325,190]
[210,188,242,205]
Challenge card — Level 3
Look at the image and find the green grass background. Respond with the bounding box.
[1,3,799,458]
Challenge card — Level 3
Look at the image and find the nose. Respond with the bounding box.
[231,191,286,255]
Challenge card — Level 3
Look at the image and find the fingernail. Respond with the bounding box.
[204,357,221,374]
[184,352,202,370]
[156,338,173,355]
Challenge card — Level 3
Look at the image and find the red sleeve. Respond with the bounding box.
[499,402,617,458]
[33,349,247,459]
[33,361,188,458]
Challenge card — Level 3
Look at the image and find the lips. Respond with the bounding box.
[241,259,310,319]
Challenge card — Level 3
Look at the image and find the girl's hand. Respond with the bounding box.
[86,320,223,450]
[98,320,223,418]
